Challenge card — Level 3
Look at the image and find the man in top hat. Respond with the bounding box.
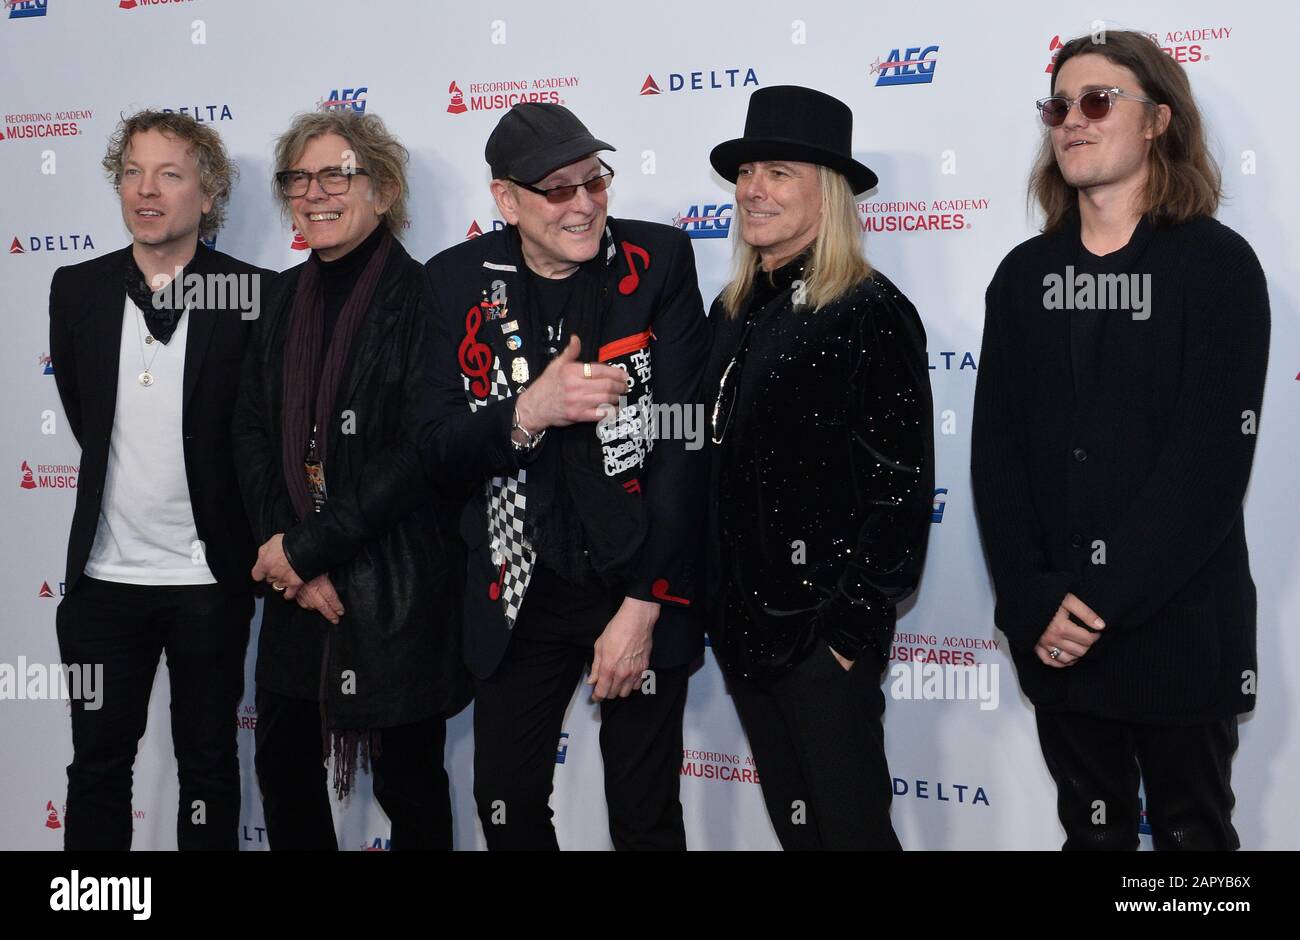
[701,85,934,849]
[423,103,709,850]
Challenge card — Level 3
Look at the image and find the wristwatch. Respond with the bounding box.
[511,406,546,453]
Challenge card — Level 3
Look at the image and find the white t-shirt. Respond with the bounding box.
[83,296,218,585]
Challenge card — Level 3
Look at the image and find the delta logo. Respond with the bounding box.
[1045,27,1231,71]
[37,580,66,597]
[161,104,233,123]
[858,196,989,234]
[465,218,505,240]
[672,203,732,239]
[2,108,93,141]
[445,74,580,115]
[120,1,199,10]
[39,352,53,375]
[871,45,939,86]
[639,68,759,96]
[6,1,47,19]
[9,234,96,253]
[317,87,367,113]
[20,459,78,489]
[361,836,391,851]
[892,777,990,806]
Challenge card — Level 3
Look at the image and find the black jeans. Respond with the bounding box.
[1035,709,1240,850]
[55,576,252,851]
[472,574,690,851]
[728,639,900,850]
[253,686,452,850]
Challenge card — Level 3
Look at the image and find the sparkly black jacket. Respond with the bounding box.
[703,260,935,678]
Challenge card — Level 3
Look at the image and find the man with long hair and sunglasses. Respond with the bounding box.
[424,103,709,850]
[972,30,1270,849]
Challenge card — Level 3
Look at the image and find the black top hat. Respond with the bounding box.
[485,103,615,184]
[710,85,878,194]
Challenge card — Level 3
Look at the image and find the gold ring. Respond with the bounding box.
[583,362,592,379]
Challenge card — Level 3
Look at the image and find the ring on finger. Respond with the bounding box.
[272,582,286,593]
[1049,646,1062,660]
[583,362,592,379]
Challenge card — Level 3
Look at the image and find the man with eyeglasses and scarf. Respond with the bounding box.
[424,103,709,850]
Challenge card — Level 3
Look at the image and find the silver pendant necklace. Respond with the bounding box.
[133,305,165,386]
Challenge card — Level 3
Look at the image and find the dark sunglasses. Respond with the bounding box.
[1036,87,1156,127]
[513,160,614,204]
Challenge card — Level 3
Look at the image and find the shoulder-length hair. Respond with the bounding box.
[720,166,871,319]
[1030,29,1221,232]
[272,110,410,235]
[102,109,236,241]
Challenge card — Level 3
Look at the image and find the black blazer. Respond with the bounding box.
[423,219,710,679]
[48,243,270,594]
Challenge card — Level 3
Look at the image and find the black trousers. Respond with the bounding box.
[1035,709,1240,850]
[728,639,900,850]
[472,579,690,851]
[253,686,452,850]
[55,575,252,851]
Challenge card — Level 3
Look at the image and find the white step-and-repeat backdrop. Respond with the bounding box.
[2,0,1296,850]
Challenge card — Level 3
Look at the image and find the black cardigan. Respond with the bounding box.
[971,213,1270,724]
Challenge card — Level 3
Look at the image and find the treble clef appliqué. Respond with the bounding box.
[458,302,494,398]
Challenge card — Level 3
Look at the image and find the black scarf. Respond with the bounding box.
[123,247,199,344]
[518,232,647,587]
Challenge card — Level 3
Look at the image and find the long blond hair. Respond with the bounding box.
[719,165,871,318]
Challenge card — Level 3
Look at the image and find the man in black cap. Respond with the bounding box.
[423,103,709,850]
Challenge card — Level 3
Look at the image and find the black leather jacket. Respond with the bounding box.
[233,238,470,729]
[703,258,934,678]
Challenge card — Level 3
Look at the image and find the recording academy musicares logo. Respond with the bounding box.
[2,107,92,141]
[858,195,990,233]
[680,746,762,784]
[20,459,77,489]
[445,73,581,114]
[1045,25,1233,71]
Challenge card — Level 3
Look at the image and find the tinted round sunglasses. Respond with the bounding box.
[1036,87,1156,127]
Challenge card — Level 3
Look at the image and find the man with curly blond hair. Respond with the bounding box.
[49,109,269,850]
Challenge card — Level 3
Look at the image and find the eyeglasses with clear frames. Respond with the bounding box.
[1036,87,1157,127]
